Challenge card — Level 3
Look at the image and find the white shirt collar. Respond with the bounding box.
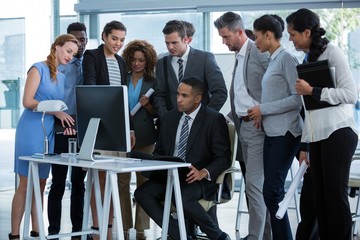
[236,38,249,58]
[182,103,201,120]
[175,44,190,62]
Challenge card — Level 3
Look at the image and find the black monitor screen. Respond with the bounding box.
[76,85,131,155]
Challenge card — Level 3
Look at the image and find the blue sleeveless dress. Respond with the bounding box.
[14,62,65,178]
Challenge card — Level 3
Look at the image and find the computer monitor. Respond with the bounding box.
[75,85,131,161]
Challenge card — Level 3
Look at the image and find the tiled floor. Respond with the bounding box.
[0,176,292,240]
[1,175,359,240]
[1,129,359,240]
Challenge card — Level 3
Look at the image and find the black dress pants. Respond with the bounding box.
[295,170,319,240]
[47,134,87,234]
[310,127,357,240]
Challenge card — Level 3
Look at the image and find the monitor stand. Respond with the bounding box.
[78,118,100,161]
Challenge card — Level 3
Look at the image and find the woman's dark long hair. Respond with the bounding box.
[253,14,284,40]
[286,8,329,62]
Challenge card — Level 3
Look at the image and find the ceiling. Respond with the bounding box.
[74,0,360,14]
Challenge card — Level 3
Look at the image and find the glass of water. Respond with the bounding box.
[68,138,77,158]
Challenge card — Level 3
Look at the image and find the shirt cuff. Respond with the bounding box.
[299,142,309,152]
[204,168,211,181]
[311,87,322,102]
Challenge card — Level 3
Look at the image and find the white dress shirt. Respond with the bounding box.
[234,39,259,117]
[171,45,190,82]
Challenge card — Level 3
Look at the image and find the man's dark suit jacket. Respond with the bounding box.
[154,105,231,200]
[82,44,127,85]
[154,47,227,119]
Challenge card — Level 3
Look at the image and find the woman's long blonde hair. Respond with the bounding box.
[46,34,78,81]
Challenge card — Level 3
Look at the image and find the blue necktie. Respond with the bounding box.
[178,115,191,160]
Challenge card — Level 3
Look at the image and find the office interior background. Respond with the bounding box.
[0,0,360,128]
[1,0,360,127]
[0,0,360,188]
[0,1,360,239]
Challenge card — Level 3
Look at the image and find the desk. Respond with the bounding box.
[20,156,190,240]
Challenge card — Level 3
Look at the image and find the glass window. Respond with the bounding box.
[88,11,204,55]
[0,18,24,129]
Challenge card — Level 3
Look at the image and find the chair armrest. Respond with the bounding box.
[215,167,240,184]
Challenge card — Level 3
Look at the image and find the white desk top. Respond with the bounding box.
[20,155,191,173]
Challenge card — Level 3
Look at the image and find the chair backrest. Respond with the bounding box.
[198,122,238,209]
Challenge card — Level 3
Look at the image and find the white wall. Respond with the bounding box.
[214,53,235,116]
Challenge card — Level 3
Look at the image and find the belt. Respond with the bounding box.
[240,115,251,122]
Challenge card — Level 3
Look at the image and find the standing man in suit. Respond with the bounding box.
[135,77,231,240]
[154,20,227,120]
[214,12,271,240]
[47,22,89,240]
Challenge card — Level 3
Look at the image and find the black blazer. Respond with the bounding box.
[154,105,231,200]
[83,44,127,85]
[127,74,156,147]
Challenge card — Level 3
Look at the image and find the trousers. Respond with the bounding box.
[47,134,87,234]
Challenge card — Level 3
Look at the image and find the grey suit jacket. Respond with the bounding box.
[154,47,227,119]
[230,40,269,140]
[127,74,156,147]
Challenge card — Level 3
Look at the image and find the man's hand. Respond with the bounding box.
[186,165,208,184]
[130,131,136,148]
[63,128,76,135]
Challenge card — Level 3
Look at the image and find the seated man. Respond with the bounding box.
[134,76,231,240]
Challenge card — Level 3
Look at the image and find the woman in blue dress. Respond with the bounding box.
[9,34,78,240]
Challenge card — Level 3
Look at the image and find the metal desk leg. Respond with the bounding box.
[172,168,187,240]
[23,162,46,239]
[81,169,93,240]
[82,169,102,239]
[101,171,123,240]
[161,169,174,240]
[23,163,34,239]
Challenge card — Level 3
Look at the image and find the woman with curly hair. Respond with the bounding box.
[9,34,78,240]
[120,39,157,240]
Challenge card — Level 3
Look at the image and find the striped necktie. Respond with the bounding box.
[75,58,83,83]
[177,58,184,82]
[178,115,191,160]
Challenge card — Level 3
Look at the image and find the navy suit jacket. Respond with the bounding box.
[83,44,127,85]
[154,105,231,200]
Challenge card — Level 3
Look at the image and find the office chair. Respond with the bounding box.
[192,122,239,239]
[350,149,360,236]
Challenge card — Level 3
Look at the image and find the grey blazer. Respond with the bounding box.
[230,40,269,138]
[154,47,227,119]
[127,74,156,147]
